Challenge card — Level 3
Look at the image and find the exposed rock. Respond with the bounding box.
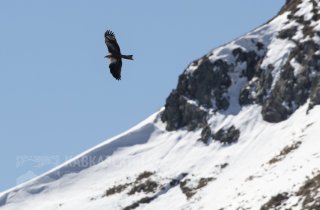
[233,48,262,81]
[104,183,130,197]
[268,141,302,165]
[261,96,294,123]
[162,50,262,131]
[278,0,302,16]
[239,66,274,106]
[103,171,156,197]
[127,180,159,195]
[308,74,320,111]
[260,192,289,210]
[114,173,189,210]
[167,173,189,188]
[161,57,232,131]
[295,171,320,210]
[219,163,229,169]
[136,171,155,181]
[278,26,298,39]
[198,124,212,144]
[177,57,232,109]
[180,177,215,199]
[256,42,265,51]
[161,90,208,131]
[213,126,240,145]
[123,196,156,210]
[262,40,320,122]
[161,0,320,130]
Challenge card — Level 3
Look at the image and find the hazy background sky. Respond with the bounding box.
[0,0,285,191]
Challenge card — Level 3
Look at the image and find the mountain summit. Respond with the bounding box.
[162,0,320,131]
[1,0,320,209]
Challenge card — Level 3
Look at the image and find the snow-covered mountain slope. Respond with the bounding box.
[2,0,320,209]
[2,105,320,210]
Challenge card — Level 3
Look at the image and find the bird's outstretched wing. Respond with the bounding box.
[105,30,121,56]
[109,59,122,80]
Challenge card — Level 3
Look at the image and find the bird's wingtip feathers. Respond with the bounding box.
[105,30,115,37]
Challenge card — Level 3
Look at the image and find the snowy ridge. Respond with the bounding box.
[185,8,295,112]
[2,0,320,209]
[163,0,320,129]
[1,104,320,210]
[0,112,159,203]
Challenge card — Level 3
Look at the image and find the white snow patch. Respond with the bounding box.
[261,37,296,89]
[290,58,304,77]
[295,0,314,22]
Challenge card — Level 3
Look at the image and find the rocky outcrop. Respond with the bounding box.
[161,47,264,131]
[262,40,320,122]
[177,57,232,109]
[309,75,320,110]
[161,0,320,130]
[161,57,232,131]
[160,90,208,131]
[198,125,240,145]
[213,126,240,145]
[278,0,302,16]
[198,124,212,144]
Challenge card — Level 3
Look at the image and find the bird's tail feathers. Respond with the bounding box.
[121,55,134,60]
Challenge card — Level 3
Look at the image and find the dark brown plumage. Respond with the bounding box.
[104,30,133,80]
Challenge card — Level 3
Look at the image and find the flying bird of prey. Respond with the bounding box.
[104,30,133,80]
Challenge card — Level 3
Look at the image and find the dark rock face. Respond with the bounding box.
[262,40,320,122]
[309,75,320,111]
[238,5,320,123]
[161,90,208,131]
[177,57,232,110]
[233,48,261,81]
[213,126,240,145]
[161,49,262,131]
[260,193,289,210]
[239,64,274,106]
[295,172,320,210]
[239,39,320,123]
[161,57,232,131]
[180,177,214,199]
[278,0,302,16]
[127,180,158,195]
[278,26,298,39]
[123,196,155,210]
[198,125,241,145]
[198,125,212,144]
